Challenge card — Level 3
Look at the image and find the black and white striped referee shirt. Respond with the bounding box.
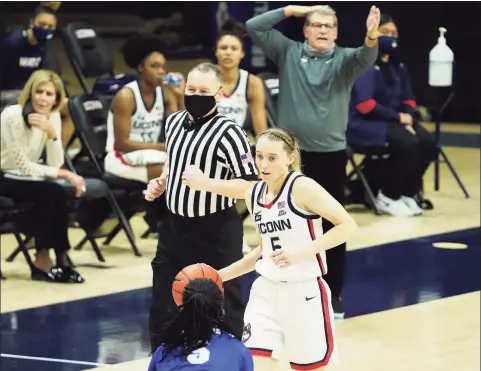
[164,110,258,217]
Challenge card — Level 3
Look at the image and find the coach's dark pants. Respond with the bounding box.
[300,150,347,299]
[149,206,245,350]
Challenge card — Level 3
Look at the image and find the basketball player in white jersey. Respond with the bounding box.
[215,20,267,137]
[104,35,185,183]
[218,128,358,370]
[215,20,268,253]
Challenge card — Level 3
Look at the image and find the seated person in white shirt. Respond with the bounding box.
[0,69,85,283]
[104,35,185,184]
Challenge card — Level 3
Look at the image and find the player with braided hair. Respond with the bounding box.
[148,278,253,371]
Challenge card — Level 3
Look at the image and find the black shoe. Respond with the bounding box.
[31,265,59,282]
[31,265,85,284]
[332,297,345,319]
[53,266,85,283]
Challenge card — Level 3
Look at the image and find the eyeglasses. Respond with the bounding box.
[306,22,337,30]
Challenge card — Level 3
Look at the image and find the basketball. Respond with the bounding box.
[172,263,224,306]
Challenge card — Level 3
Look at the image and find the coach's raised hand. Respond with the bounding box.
[284,4,329,17]
[366,5,381,39]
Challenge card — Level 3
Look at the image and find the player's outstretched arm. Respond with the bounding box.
[219,245,261,282]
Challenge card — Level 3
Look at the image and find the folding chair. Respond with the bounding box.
[1,171,109,263]
[42,40,63,77]
[68,93,147,259]
[345,146,389,215]
[61,22,115,95]
[0,196,35,280]
[61,22,136,157]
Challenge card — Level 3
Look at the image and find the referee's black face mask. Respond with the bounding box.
[184,89,220,119]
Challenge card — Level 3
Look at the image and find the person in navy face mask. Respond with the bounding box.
[348,14,436,217]
[0,5,57,94]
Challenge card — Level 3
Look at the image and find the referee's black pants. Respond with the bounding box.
[300,149,347,299]
[149,206,245,351]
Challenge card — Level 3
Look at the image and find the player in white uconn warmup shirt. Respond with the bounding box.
[215,20,268,137]
[104,35,184,183]
[218,128,358,371]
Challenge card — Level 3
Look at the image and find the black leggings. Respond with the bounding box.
[383,122,437,199]
[1,177,72,260]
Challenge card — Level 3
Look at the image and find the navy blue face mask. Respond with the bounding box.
[378,36,398,54]
[32,26,54,43]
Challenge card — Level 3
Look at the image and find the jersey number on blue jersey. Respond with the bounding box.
[186,347,211,365]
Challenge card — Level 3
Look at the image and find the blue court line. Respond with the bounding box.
[0,353,108,367]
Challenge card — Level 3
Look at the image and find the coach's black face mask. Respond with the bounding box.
[184,94,217,120]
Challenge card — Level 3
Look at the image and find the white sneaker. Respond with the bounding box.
[376,191,417,217]
[400,196,423,215]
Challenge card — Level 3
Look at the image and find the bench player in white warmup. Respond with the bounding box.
[219,128,358,370]
[104,35,184,183]
[215,20,268,137]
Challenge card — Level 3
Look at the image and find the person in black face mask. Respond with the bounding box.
[347,14,436,217]
[183,71,223,122]
[144,62,259,350]
[1,4,57,99]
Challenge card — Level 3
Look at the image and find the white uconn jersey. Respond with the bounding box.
[217,69,249,127]
[252,172,327,282]
[106,80,165,153]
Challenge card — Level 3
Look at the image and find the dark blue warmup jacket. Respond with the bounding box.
[347,60,417,148]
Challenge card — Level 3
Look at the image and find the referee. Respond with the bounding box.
[145,62,258,350]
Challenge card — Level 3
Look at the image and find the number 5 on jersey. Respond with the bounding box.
[271,237,282,251]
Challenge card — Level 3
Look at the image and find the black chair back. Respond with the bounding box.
[68,94,110,173]
[61,22,114,93]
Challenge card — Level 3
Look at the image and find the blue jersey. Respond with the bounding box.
[148,330,253,371]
